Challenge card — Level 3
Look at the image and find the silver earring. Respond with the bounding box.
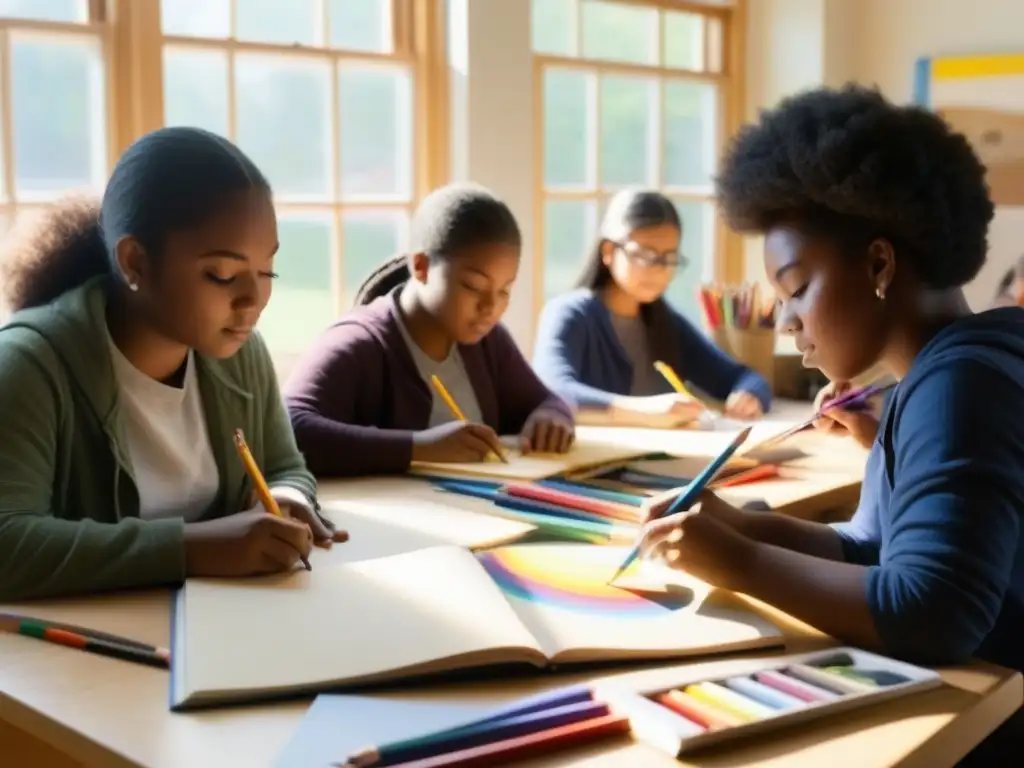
[128,282,139,292]
[875,286,885,300]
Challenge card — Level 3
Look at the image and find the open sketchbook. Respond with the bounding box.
[171,544,783,711]
[408,435,650,481]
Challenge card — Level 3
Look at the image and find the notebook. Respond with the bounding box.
[171,544,783,711]
[408,435,651,481]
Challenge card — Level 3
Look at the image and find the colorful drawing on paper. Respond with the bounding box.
[915,53,1024,309]
[477,546,694,617]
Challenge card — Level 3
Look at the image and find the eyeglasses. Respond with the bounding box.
[611,240,686,270]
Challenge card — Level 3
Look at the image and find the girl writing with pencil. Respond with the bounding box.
[532,189,771,427]
[285,183,575,478]
[638,85,1024,762]
[0,127,346,602]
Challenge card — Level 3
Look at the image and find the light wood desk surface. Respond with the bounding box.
[1,407,937,768]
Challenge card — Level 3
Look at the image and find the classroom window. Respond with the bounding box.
[0,0,108,318]
[0,0,444,366]
[531,0,740,325]
[160,0,424,361]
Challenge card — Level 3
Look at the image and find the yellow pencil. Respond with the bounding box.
[234,429,311,571]
[653,360,701,404]
[429,375,507,463]
[430,374,467,421]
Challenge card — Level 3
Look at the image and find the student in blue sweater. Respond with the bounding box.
[532,189,771,426]
[640,85,1024,760]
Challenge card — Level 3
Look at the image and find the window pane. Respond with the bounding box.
[341,209,409,308]
[600,75,657,188]
[663,11,704,70]
[663,200,715,324]
[235,55,332,200]
[543,68,593,189]
[329,0,391,53]
[160,0,230,38]
[531,0,575,56]
[258,212,335,353]
[0,0,85,22]
[580,0,657,65]
[236,0,318,46]
[707,17,723,73]
[543,199,596,301]
[664,81,717,189]
[163,48,229,136]
[338,65,413,201]
[10,34,105,200]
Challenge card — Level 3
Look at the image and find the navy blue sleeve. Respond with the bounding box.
[866,360,1024,664]
[532,299,616,410]
[830,446,886,565]
[670,309,772,411]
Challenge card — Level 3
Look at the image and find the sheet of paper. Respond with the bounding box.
[475,544,782,663]
[315,479,535,562]
[408,436,647,481]
[176,546,543,705]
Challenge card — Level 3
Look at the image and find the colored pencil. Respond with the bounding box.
[607,426,752,584]
[754,670,839,703]
[700,284,777,331]
[368,713,631,768]
[755,381,896,450]
[685,682,773,721]
[343,700,609,766]
[655,690,741,730]
[429,374,508,463]
[234,429,311,571]
[504,484,640,523]
[0,615,169,669]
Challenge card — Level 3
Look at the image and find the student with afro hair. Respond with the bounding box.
[641,85,1024,686]
[0,127,346,602]
[284,183,574,477]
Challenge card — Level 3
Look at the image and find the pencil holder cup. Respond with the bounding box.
[724,327,776,392]
[711,327,733,357]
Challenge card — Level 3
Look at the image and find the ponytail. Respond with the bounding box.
[353,255,411,307]
[1,197,110,312]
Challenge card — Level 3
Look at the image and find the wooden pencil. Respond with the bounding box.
[0,615,169,669]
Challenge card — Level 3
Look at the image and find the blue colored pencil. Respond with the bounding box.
[607,426,753,584]
[342,700,609,766]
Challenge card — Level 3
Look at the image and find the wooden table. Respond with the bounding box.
[1,587,1019,768]
[0,406,902,768]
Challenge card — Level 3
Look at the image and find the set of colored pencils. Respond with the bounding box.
[0,612,170,669]
[699,284,776,331]
[335,685,630,767]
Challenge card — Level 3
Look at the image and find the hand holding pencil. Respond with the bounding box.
[812,381,884,450]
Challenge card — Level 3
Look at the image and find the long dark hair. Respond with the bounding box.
[575,189,682,291]
[353,182,521,307]
[1,127,269,312]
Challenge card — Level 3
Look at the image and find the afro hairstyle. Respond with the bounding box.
[715,84,994,290]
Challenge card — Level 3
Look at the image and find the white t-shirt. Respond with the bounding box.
[108,337,220,521]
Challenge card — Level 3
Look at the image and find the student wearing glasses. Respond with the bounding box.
[532,189,771,427]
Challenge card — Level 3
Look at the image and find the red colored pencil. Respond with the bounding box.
[712,464,779,488]
[381,714,631,767]
[503,484,639,523]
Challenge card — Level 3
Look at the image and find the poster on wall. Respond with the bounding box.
[915,53,1024,309]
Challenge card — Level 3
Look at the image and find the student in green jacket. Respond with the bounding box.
[0,126,346,602]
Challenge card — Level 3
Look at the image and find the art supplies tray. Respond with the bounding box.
[596,647,942,756]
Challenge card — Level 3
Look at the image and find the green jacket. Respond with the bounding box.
[0,277,318,600]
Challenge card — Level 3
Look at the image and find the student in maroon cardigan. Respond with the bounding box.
[284,183,575,477]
